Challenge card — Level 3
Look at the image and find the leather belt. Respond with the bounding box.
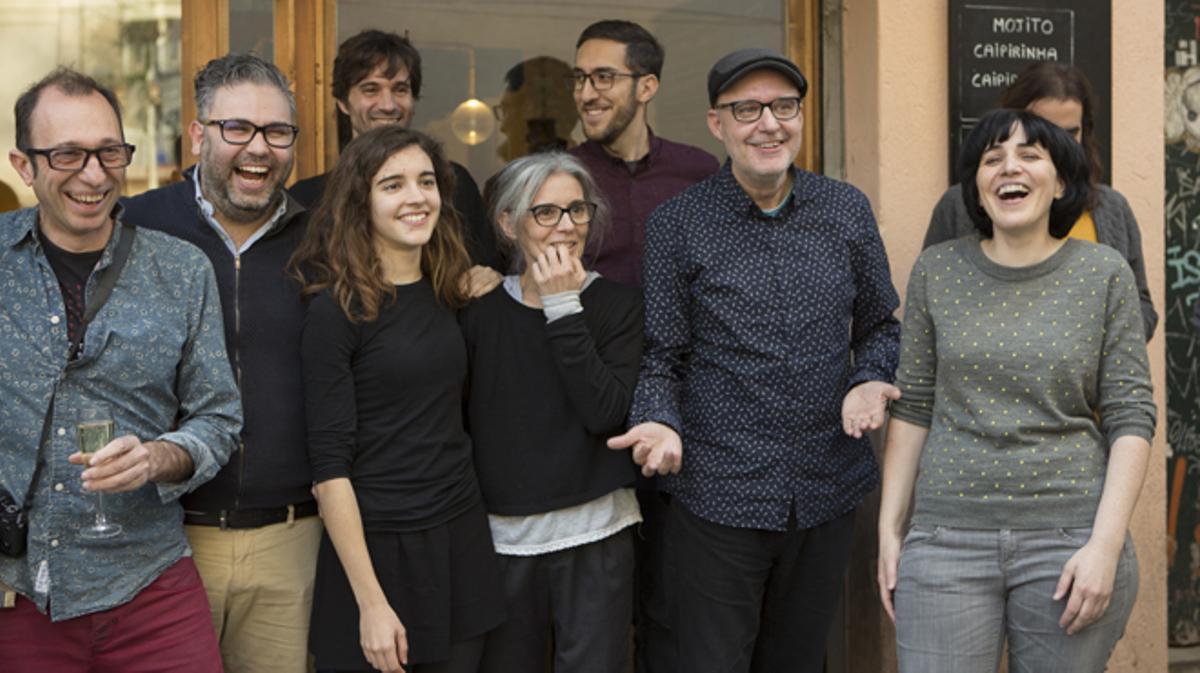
[184,501,319,530]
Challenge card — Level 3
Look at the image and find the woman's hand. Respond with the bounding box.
[531,244,586,297]
[1055,539,1121,635]
[877,527,902,623]
[359,603,409,672]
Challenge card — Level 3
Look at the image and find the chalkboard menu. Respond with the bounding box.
[1166,0,1200,646]
[948,1,1111,182]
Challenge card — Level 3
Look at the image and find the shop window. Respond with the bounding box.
[0,1,181,206]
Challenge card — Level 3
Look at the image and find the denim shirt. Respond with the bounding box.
[632,163,900,531]
[0,207,242,621]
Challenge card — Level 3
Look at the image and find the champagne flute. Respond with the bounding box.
[77,403,122,539]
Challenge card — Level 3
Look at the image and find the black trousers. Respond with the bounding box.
[480,527,634,673]
[634,489,674,673]
[668,500,856,673]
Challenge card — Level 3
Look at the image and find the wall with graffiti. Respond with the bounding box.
[1167,0,1200,647]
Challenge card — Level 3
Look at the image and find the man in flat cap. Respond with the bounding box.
[610,48,901,672]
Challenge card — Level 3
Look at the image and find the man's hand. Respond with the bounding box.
[461,265,503,299]
[531,244,586,297]
[72,438,194,492]
[608,422,682,477]
[842,381,901,438]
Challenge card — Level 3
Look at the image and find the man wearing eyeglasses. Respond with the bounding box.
[609,49,901,672]
[569,23,717,673]
[0,68,241,672]
[121,53,317,673]
[570,20,718,289]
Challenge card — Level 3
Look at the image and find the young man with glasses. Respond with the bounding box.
[0,67,241,673]
[609,49,901,672]
[121,53,317,673]
[569,21,717,673]
[569,19,718,289]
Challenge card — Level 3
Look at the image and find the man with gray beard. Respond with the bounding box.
[122,53,318,673]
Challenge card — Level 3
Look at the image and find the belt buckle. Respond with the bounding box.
[218,510,229,531]
[286,504,295,525]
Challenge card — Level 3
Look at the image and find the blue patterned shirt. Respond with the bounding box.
[632,162,900,531]
[0,207,241,620]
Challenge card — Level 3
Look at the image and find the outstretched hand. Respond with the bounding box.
[607,422,682,477]
[842,381,901,438]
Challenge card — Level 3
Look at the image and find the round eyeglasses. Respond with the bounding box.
[528,201,597,227]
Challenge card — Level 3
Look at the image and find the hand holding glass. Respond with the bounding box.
[76,403,122,538]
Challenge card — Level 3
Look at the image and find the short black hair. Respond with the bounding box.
[959,108,1089,239]
[576,20,664,78]
[332,30,422,102]
[14,67,123,150]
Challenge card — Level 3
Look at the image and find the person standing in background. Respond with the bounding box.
[569,22,718,671]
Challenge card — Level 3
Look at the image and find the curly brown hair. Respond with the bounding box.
[290,126,470,321]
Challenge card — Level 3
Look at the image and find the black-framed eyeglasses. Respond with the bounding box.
[203,119,299,148]
[23,144,136,171]
[569,69,645,91]
[529,201,597,227]
[715,96,803,123]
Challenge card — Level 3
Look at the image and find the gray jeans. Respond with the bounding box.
[894,525,1137,673]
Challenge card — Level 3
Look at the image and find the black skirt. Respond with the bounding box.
[309,499,507,668]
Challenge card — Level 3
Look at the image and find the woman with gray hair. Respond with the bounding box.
[459,152,644,673]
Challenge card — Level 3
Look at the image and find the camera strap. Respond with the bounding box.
[26,220,137,511]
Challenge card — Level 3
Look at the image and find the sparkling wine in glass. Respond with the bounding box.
[77,403,121,539]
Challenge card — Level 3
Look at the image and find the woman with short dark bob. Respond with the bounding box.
[877,109,1155,672]
[460,152,643,673]
[923,61,1157,340]
[293,126,505,673]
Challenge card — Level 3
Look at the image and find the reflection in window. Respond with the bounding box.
[0,2,181,207]
[336,1,785,186]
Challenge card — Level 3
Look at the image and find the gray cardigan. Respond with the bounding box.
[923,183,1157,340]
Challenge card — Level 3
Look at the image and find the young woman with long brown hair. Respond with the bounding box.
[293,126,504,673]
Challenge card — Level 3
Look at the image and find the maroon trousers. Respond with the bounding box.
[0,557,222,673]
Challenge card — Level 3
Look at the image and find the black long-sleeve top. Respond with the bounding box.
[302,281,479,531]
[459,279,643,516]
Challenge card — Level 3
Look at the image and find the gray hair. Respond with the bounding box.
[194,53,296,120]
[489,152,609,272]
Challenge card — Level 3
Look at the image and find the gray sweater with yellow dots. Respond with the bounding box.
[891,235,1155,529]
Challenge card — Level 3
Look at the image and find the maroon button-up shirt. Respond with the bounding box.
[571,133,719,286]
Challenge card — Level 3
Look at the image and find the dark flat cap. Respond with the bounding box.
[707,48,808,106]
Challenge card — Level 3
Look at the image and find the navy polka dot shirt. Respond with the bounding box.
[631,162,900,531]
